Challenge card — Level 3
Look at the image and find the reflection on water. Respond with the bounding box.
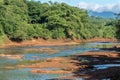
[0,68,72,80]
[0,42,119,80]
[94,64,120,70]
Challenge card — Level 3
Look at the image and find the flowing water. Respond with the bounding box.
[0,42,120,80]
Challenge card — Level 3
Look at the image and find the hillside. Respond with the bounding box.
[0,0,119,44]
[88,10,115,18]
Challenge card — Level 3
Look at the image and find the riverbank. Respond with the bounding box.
[70,51,120,80]
[0,38,118,48]
[6,50,120,79]
[34,51,120,79]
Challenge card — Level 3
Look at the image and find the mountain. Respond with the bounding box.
[88,10,116,18]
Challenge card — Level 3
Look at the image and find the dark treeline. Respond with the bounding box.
[0,0,119,42]
[115,13,120,38]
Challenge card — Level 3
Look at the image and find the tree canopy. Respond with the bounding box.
[0,0,119,42]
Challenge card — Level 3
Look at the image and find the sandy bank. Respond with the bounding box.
[0,54,24,60]
[3,49,120,79]
[0,38,118,48]
[24,48,59,54]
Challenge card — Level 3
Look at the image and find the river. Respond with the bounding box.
[0,42,119,80]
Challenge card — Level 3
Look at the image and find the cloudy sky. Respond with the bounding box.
[36,0,120,13]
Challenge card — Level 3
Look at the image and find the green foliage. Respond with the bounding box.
[0,0,28,40]
[51,28,65,39]
[103,26,116,38]
[116,20,120,38]
[26,1,93,40]
[90,16,117,38]
[0,25,4,36]
[0,0,118,42]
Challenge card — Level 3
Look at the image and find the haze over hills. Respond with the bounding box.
[77,1,120,18]
[88,10,116,18]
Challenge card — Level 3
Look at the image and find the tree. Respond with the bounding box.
[115,13,120,38]
[0,0,117,42]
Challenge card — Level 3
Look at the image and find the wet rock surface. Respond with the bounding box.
[1,42,120,80]
[10,51,120,80]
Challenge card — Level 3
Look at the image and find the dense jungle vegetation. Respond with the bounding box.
[0,0,120,42]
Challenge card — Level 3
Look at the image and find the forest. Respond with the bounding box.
[0,0,120,43]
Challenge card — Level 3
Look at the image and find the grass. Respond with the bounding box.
[0,35,9,44]
[0,36,4,44]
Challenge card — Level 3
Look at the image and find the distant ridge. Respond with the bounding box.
[88,10,116,18]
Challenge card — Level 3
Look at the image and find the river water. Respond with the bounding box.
[0,42,119,80]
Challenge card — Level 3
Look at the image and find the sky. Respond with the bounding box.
[35,0,120,13]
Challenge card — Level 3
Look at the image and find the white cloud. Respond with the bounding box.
[78,1,120,13]
[78,2,100,12]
